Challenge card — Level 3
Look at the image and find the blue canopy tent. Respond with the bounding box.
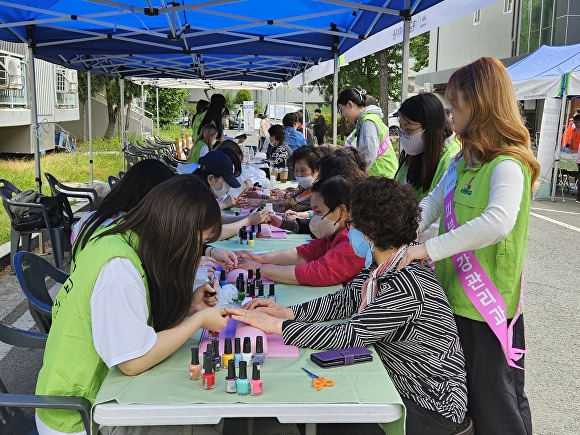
[507,43,580,200]
[0,0,491,191]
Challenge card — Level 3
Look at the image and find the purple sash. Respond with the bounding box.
[443,159,526,369]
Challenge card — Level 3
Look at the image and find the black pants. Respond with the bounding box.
[455,315,532,435]
[315,132,325,145]
[402,398,459,435]
[576,164,580,201]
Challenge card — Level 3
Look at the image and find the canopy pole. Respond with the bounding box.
[141,83,145,138]
[120,78,126,172]
[301,71,306,139]
[332,52,339,146]
[550,91,568,201]
[401,2,412,101]
[27,45,41,194]
[156,86,160,136]
[88,70,93,187]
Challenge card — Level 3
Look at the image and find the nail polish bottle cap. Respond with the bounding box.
[227,359,236,378]
[249,232,254,240]
[256,269,261,280]
[269,283,275,296]
[191,347,199,365]
[241,230,247,240]
[241,225,246,232]
[206,343,213,358]
[255,336,264,353]
[251,224,255,232]
[238,361,248,379]
[257,283,264,297]
[211,339,220,357]
[224,337,232,354]
[248,283,255,296]
[203,352,214,374]
[257,224,262,232]
[235,337,241,354]
[248,269,254,280]
[238,272,244,280]
[243,336,251,353]
[252,363,261,380]
[220,270,226,281]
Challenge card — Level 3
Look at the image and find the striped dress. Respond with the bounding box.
[282,261,468,424]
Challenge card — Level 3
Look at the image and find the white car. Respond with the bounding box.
[387,110,400,136]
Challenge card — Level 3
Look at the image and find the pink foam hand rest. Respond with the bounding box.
[259,224,287,239]
[225,269,274,285]
[198,318,299,358]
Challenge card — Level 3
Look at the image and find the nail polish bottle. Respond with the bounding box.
[254,269,262,288]
[211,338,221,371]
[236,272,244,290]
[256,224,263,238]
[189,347,201,380]
[222,337,234,369]
[234,337,242,368]
[242,336,253,364]
[247,269,254,285]
[251,225,257,239]
[219,269,227,287]
[250,363,263,396]
[236,361,250,396]
[248,232,255,246]
[253,335,266,366]
[257,283,264,298]
[225,359,237,394]
[237,279,246,302]
[238,228,243,245]
[241,230,248,246]
[268,283,276,301]
[202,352,215,390]
[247,282,255,298]
[205,343,216,373]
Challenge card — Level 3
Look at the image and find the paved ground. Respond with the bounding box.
[1,160,579,433]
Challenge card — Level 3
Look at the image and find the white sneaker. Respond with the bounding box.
[575,200,580,204]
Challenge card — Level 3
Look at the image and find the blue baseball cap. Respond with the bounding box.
[198,151,241,188]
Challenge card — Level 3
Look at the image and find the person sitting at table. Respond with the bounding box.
[267,124,293,169]
[35,176,231,435]
[188,124,219,163]
[237,175,365,287]
[227,177,468,435]
[283,112,307,152]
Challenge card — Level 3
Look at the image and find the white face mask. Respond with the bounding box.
[309,211,339,239]
[399,129,426,156]
[211,138,218,145]
[211,177,230,198]
[296,176,314,189]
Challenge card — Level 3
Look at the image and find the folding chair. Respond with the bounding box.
[44,172,99,211]
[14,251,69,334]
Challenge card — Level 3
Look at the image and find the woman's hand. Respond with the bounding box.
[242,298,295,320]
[268,214,282,227]
[248,209,270,225]
[243,190,264,199]
[191,278,219,314]
[209,247,238,269]
[219,194,238,209]
[396,244,428,271]
[237,257,263,271]
[237,251,265,263]
[224,307,284,335]
[196,307,230,332]
[284,209,310,219]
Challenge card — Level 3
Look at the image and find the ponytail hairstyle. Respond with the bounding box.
[198,93,226,139]
[445,57,540,187]
[396,93,454,192]
[99,175,222,331]
[337,86,369,108]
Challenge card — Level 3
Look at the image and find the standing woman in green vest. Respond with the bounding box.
[337,87,398,178]
[398,57,539,434]
[35,176,230,434]
[191,93,227,140]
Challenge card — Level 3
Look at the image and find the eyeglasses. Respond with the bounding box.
[344,219,352,230]
[396,125,423,140]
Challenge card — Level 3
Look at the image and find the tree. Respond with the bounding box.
[410,33,429,72]
[144,87,189,127]
[234,89,252,104]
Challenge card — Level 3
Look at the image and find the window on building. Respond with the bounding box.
[473,10,481,26]
[503,0,513,14]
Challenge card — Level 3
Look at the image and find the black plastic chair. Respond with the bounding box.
[108,175,120,189]
[14,251,69,334]
[0,321,91,434]
[44,172,99,211]
[0,179,69,273]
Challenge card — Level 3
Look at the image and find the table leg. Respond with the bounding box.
[247,417,254,435]
[304,423,316,435]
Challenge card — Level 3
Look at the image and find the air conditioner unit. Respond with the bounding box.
[423,82,434,93]
[0,56,23,90]
[64,69,78,93]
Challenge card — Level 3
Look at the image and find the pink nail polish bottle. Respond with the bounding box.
[250,362,263,396]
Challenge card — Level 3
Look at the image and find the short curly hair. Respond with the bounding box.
[350,177,421,250]
[290,145,319,171]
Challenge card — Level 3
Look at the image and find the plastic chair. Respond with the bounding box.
[14,251,69,334]
[0,321,92,433]
[44,172,99,211]
[0,179,68,272]
[108,175,120,189]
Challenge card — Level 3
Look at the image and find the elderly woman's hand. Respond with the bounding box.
[396,243,428,271]
[224,307,284,335]
[242,298,295,320]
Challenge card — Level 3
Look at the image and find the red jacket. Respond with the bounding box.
[294,228,365,287]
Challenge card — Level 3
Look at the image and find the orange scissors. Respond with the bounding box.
[302,367,334,391]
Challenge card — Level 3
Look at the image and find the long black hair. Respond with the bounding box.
[337,86,369,108]
[99,175,222,331]
[73,159,174,259]
[198,93,226,138]
[396,93,454,192]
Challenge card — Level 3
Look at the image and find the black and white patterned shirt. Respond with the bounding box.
[282,261,468,424]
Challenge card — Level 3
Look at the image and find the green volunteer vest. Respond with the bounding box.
[36,231,150,433]
[435,155,531,321]
[395,136,461,202]
[355,112,398,178]
[188,139,207,163]
[191,110,207,137]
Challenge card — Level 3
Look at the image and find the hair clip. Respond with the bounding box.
[354,87,367,102]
